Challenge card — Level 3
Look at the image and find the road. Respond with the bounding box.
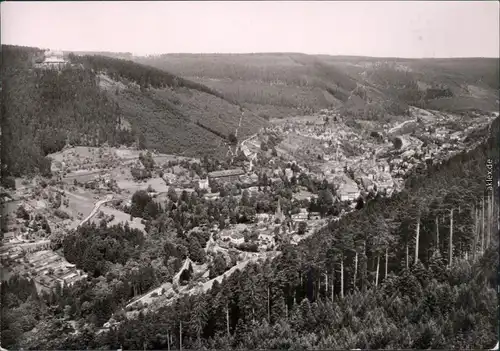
[124,250,276,313]
[388,118,417,134]
[126,281,173,309]
[191,251,278,297]
[62,169,105,179]
[77,194,113,228]
[240,133,258,149]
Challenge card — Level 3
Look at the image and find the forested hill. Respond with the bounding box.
[1,45,268,178]
[53,117,498,350]
[69,53,268,158]
[1,45,137,178]
[69,54,234,104]
[134,53,499,119]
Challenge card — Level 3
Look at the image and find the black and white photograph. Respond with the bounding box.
[0,1,499,350]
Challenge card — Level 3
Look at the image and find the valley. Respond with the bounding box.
[1,43,498,351]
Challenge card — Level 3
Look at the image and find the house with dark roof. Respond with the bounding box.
[208,168,245,185]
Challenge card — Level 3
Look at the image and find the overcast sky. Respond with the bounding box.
[2,1,499,58]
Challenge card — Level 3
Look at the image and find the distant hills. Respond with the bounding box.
[65,50,500,119]
[132,53,499,119]
[2,45,498,178]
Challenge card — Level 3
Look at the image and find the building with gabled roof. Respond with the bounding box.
[208,168,245,185]
[208,168,245,179]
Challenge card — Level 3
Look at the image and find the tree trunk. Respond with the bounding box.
[491,191,495,246]
[485,196,489,248]
[435,216,440,252]
[316,277,320,300]
[353,251,358,290]
[405,243,409,269]
[490,193,493,247]
[179,321,183,351]
[495,191,498,232]
[385,247,389,279]
[340,255,344,299]
[415,217,420,265]
[331,272,334,302]
[267,285,271,322]
[481,196,485,255]
[364,241,368,285]
[485,195,489,248]
[167,331,170,351]
[487,192,492,247]
[493,191,497,244]
[325,272,329,294]
[226,303,230,337]
[449,209,453,267]
[375,255,380,287]
[473,206,478,262]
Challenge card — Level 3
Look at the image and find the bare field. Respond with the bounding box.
[49,146,100,163]
[116,176,169,194]
[63,189,96,228]
[270,114,325,125]
[51,146,194,169]
[113,148,187,162]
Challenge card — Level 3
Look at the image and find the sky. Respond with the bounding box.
[1,1,499,58]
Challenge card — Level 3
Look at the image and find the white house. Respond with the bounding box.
[198,178,209,190]
[36,50,67,70]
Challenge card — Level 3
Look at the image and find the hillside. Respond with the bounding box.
[1,46,268,177]
[133,53,499,119]
[12,115,497,350]
[69,54,267,157]
[1,45,137,178]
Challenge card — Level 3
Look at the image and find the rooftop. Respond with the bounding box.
[44,57,66,63]
[208,168,245,178]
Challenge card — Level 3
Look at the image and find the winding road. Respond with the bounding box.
[77,194,113,228]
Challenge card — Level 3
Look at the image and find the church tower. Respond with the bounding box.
[275,198,285,222]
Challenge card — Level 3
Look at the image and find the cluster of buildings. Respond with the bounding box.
[34,50,68,70]
[204,168,261,191]
[1,247,87,291]
[27,250,88,290]
[386,117,481,178]
[207,168,245,185]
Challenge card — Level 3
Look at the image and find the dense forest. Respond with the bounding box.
[137,54,356,115]
[2,116,497,349]
[68,54,237,105]
[1,45,137,177]
[67,53,266,158]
